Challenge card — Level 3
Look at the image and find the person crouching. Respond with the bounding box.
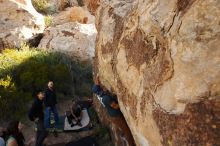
[66,100,82,127]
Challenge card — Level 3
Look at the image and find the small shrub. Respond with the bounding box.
[98,127,109,137]
[77,0,84,6]
[0,77,30,120]
[44,15,53,27]
[32,0,48,14]
[0,75,14,89]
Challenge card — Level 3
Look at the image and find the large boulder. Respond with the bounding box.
[53,6,95,26]
[0,0,44,48]
[93,94,135,146]
[44,0,96,13]
[94,0,220,146]
[45,0,79,13]
[38,22,97,61]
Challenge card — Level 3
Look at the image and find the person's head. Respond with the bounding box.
[18,123,23,132]
[72,98,80,107]
[37,90,45,100]
[0,127,6,137]
[7,120,20,136]
[95,76,100,85]
[72,99,76,106]
[48,81,54,89]
[7,120,24,145]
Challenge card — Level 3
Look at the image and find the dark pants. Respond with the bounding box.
[66,110,81,125]
[44,106,59,128]
[67,114,74,124]
[36,119,47,146]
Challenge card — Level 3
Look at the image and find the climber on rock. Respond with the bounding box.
[92,76,121,117]
[44,81,59,129]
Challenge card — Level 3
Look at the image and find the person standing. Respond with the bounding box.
[28,90,47,146]
[44,81,59,129]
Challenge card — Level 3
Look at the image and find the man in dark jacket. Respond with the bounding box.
[44,81,59,129]
[28,90,47,146]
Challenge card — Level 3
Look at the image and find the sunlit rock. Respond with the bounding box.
[53,6,95,26]
[46,0,78,13]
[38,22,97,61]
[94,0,220,146]
[0,0,45,48]
[10,0,45,29]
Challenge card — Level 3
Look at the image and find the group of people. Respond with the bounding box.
[28,81,83,146]
[0,81,58,146]
[0,76,121,146]
[27,81,59,146]
[0,81,83,146]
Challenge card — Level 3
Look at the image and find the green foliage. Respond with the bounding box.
[44,15,53,27]
[0,44,40,76]
[32,0,48,14]
[0,47,73,121]
[0,76,14,89]
[0,43,94,122]
[77,0,84,7]
[0,76,30,120]
[97,126,109,138]
[88,107,99,124]
[71,62,93,97]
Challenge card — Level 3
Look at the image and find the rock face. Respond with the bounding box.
[0,0,44,48]
[53,6,95,26]
[45,0,98,13]
[38,22,97,61]
[45,0,79,13]
[93,0,220,146]
[38,5,97,62]
[93,95,135,146]
[84,0,100,15]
